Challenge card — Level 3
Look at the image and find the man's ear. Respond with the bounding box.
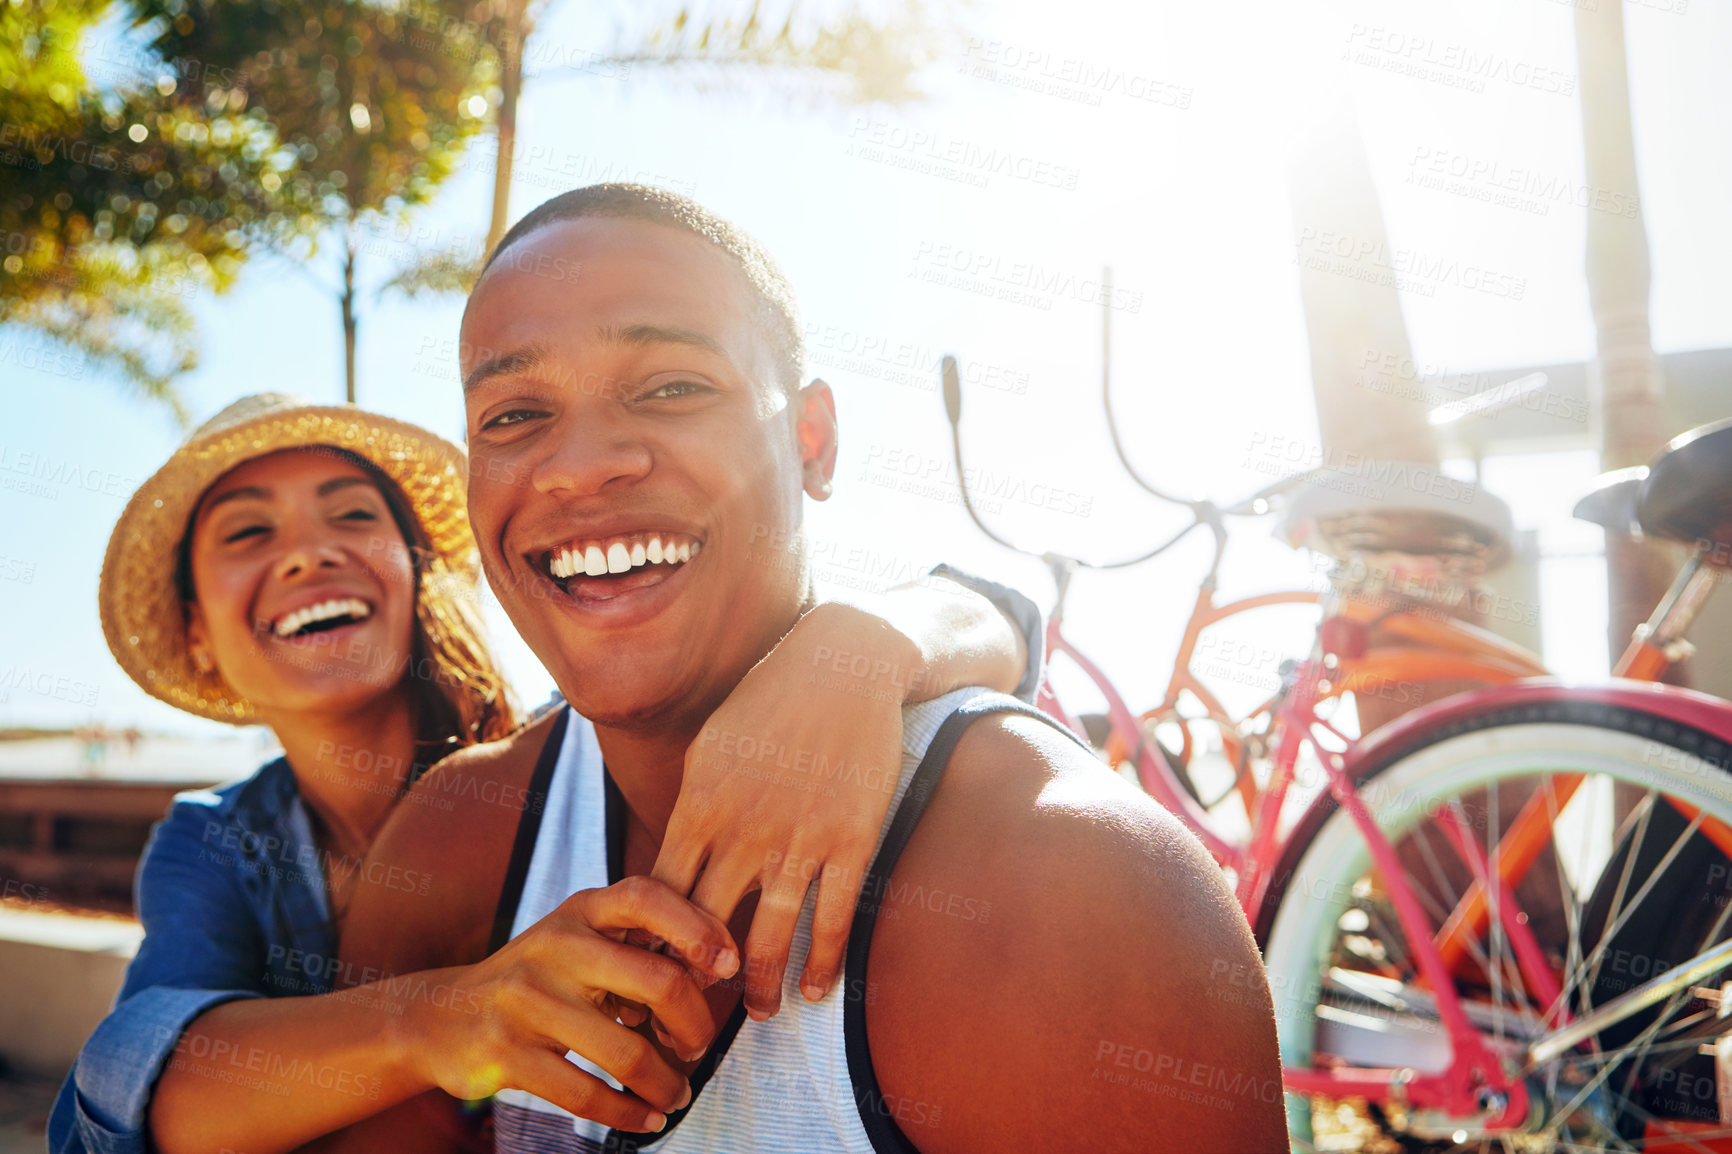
[795,378,839,501]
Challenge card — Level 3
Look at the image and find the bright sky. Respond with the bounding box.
[3,0,1727,736]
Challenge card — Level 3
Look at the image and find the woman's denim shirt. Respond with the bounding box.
[48,758,339,1153]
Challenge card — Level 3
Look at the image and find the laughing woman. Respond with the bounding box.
[49,394,1038,1154]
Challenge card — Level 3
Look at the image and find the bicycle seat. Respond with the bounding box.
[1638,417,1732,559]
[1571,466,1647,536]
[1276,460,1514,571]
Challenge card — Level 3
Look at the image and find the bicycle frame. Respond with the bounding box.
[938,346,1732,1133]
[1043,560,1549,880]
[1037,549,1732,1124]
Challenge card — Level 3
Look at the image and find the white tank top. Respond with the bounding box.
[489,687,1068,1154]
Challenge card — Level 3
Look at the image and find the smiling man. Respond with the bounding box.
[338,184,1285,1153]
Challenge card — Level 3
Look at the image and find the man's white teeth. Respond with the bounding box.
[273,598,371,638]
[545,534,701,581]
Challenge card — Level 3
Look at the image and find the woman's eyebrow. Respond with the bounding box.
[317,476,376,498]
[202,484,271,513]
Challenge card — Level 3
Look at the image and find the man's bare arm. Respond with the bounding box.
[866,714,1287,1154]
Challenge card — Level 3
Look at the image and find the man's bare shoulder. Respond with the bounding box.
[865,712,1288,1154]
[338,709,564,979]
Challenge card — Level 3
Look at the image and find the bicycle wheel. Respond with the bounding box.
[1256,697,1732,1152]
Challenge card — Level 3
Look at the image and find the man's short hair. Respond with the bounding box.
[482,183,805,395]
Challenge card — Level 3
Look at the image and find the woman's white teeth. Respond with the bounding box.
[273,598,371,637]
[548,534,699,581]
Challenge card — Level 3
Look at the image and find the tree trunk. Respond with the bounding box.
[341,238,358,405]
[1287,89,1481,737]
[1287,87,1438,468]
[1574,1,1680,680]
[486,0,528,257]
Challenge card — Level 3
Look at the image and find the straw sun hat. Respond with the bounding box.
[99,393,476,725]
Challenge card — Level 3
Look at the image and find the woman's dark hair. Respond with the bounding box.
[175,447,517,764]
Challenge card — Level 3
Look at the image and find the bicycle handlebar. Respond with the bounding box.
[1098,345,1199,511]
[940,354,1224,576]
[1096,350,1315,522]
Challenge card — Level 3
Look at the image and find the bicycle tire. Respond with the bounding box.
[1254,697,1732,1150]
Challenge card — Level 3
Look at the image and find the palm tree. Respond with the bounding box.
[481,1,943,255]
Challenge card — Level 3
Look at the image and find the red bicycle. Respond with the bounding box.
[943,356,1732,1153]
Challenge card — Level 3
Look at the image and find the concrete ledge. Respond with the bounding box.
[0,908,140,1079]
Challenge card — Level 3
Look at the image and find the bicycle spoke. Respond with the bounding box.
[1360,901,1417,983]
[1571,1027,1712,1064]
[1551,1089,1641,1154]
[1654,1007,1715,1040]
[1614,881,1732,1107]
[1475,787,1516,1055]
[1264,712,1732,1152]
[1412,816,1465,912]
[1586,801,1705,987]
[1434,794,1543,1036]
[1559,795,1705,1029]
[1542,774,1590,1033]
[1552,1128,1639,1154]
[1489,788,1511,1053]
[1542,975,1701,1145]
[1578,791,1657,1001]
[1524,803,1711,1136]
[1409,822,1527,1021]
